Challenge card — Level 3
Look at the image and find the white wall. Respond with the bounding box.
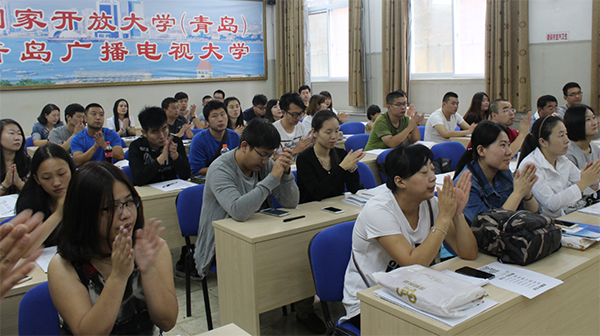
[0,5,278,134]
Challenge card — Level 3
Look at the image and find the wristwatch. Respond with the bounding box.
[0,184,8,192]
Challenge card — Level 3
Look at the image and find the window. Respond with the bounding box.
[307,0,349,81]
[411,0,486,78]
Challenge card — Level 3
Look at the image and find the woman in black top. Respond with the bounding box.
[464,92,490,125]
[296,110,366,203]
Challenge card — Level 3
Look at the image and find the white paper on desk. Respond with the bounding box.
[374,288,498,327]
[122,136,139,141]
[478,262,563,299]
[577,202,600,216]
[435,172,455,185]
[362,184,388,197]
[342,194,369,207]
[114,159,129,169]
[182,139,192,145]
[148,179,196,192]
[0,194,18,218]
[36,246,57,273]
[343,134,353,139]
[365,149,387,155]
[415,141,436,148]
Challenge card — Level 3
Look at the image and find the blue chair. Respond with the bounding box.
[309,221,360,336]
[175,184,214,329]
[376,148,393,183]
[191,128,203,137]
[124,149,129,160]
[19,282,60,336]
[418,125,425,141]
[120,138,127,148]
[430,141,466,171]
[345,134,369,152]
[25,137,34,149]
[1,216,14,225]
[356,162,377,189]
[292,170,298,183]
[455,125,461,131]
[340,122,366,135]
[121,166,133,182]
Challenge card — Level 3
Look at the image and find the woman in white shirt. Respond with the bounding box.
[564,104,600,169]
[518,115,600,217]
[107,98,136,137]
[341,144,478,329]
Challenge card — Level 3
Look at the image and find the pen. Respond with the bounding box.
[283,215,305,222]
[163,182,176,188]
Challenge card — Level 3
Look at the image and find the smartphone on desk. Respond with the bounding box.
[455,266,495,280]
[260,208,290,217]
[322,206,344,214]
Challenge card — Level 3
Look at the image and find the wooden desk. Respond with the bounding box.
[1,263,47,335]
[135,185,185,248]
[214,195,364,335]
[358,212,600,335]
[449,137,470,148]
[27,146,38,157]
[196,323,251,336]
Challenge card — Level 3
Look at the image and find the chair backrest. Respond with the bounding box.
[356,162,377,189]
[121,165,133,182]
[345,134,370,152]
[455,125,461,131]
[308,221,355,302]
[19,282,61,336]
[376,148,393,183]
[418,126,425,141]
[124,149,129,160]
[120,138,127,148]
[292,170,298,183]
[176,184,205,237]
[25,137,34,149]
[340,122,366,135]
[430,141,466,171]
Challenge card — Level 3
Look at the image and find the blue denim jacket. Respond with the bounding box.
[455,160,524,225]
[31,121,64,140]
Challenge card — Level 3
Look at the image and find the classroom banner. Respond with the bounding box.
[0,0,266,89]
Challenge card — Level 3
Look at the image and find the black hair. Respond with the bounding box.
[64,103,84,120]
[16,144,76,220]
[239,118,281,150]
[454,121,510,178]
[37,104,61,125]
[464,92,490,123]
[280,92,305,112]
[489,99,510,117]
[386,90,407,105]
[112,98,129,125]
[161,97,177,110]
[312,110,342,167]
[57,161,144,262]
[443,92,458,103]
[224,97,244,128]
[537,95,558,109]
[385,144,433,193]
[84,103,103,114]
[174,92,188,100]
[0,119,31,195]
[299,85,311,94]
[213,89,225,98]
[517,115,564,167]
[367,105,381,121]
[264,99,280,123]
[319,90,333,109]
[562,82,581,96]
[306,94,326,117]
[203,100,226,121]
[202,95,212,103]
[564,104,595,142]
[138,106,168,131]
[251,94,268,107]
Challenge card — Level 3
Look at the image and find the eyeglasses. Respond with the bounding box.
[567,91,583,97]
[502,108,516,114]
[286,111,305,119]
[104,197,140,217]
[253,148,275,160]
[392,102,408,108]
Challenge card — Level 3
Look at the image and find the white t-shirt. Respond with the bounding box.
[302,115,313,129]
[106,116,135,131]
[273,120,310,156]
[424,108,464,143]
[341,190,439,321]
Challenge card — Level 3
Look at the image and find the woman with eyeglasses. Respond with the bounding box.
[48,161,177,335]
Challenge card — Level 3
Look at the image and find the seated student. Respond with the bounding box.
[297,110,365,203]
[175,91,206,130]
[424,92,475,143]
[193,120,325,332]
[32,104,65,146]
[16,144,75,246]
[201,95,213,106]
[341,145,478,329]
[190,100,240,176]
[518,116,600,217]
[564,104,600,169]
[273,92,314,159]
[532,95,558,125]
[299,85,311,108]
[319,90,349,123]
[1,119,30,196]
[365,104,381,134]
[463,92,490,125]
[557,82,583,118]
[488,99,531,154]
[224,97,245,135]
[71,103,124,167]
[365,90,422,150]
[302,94,328,129]
[453,121,539,224]
[162,97,193,139]
[213,89,225,102]
[265,98,283,123]
[128,107,191,186]
[242,94,268,122]
[49,103,86,153]
[107,99,136,137]
[48,162,177,335]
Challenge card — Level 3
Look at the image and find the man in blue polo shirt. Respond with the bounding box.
[190,100,240,176]
[71,103,124,167]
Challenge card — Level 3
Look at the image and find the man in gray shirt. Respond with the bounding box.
[48,103,86,153]
[557,82,583,118]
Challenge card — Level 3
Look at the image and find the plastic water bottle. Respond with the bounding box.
[220,144,229,155]
[104,141,113,163]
